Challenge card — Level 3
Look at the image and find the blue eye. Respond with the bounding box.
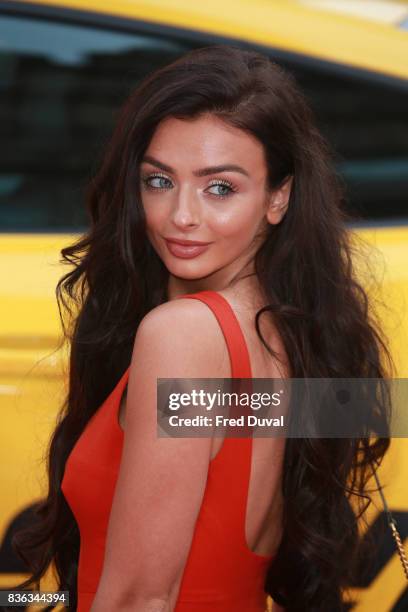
[142,173,172,191]
[206,179,237,199]
[207,183,232,197]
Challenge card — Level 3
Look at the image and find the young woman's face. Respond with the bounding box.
[140,113,289,286]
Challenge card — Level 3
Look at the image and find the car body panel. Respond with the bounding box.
[15,0,408,80]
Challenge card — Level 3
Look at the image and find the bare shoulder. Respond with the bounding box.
[139,296,222,338]
[134,297,230,378]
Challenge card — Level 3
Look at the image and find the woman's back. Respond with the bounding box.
[61,288,287,611]
[207,286,287,559]
[119,286,287,559]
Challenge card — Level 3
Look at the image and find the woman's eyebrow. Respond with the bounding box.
[141,155,249,177]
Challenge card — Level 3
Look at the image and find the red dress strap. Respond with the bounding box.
[175,290,252,378]
[175,290,255,545]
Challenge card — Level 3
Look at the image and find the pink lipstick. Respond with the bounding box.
[164,238,211,259]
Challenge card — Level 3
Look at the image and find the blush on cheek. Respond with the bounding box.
[211,206,257,235]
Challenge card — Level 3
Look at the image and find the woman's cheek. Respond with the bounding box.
[209,205,256,241]
[144,203,168,235]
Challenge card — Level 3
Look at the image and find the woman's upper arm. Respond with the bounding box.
[91,299,229,610]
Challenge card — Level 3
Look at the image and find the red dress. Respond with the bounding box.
[61,290,277,611]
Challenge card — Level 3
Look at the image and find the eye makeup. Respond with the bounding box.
[141,171,172,191]
[206,178,238,199]
[140,172,239,200]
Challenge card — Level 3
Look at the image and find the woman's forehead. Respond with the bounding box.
[144,114,267,177]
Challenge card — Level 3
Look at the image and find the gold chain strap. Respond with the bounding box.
[371,460,408,580]
[389,519,408,580]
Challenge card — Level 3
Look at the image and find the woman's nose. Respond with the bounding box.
[171,184,201,227]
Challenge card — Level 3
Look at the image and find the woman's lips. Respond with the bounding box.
[165,239,211,259]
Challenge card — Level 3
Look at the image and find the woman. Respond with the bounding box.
[12,45,394,611]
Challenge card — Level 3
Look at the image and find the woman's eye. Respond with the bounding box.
[206,181,236,199]
[141,174,237,198]
[142,174,172,190]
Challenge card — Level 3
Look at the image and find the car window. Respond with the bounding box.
[282,60,408,223]
[0,14,200,232]
[0,12,407,231]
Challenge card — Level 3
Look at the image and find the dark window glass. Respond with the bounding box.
[0,14,199,231]
[0,13,407,231]
[280,60,408,223]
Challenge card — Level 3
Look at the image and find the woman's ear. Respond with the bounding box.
[266,175,293,225]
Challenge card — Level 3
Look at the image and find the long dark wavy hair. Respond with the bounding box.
[11,45,395,611]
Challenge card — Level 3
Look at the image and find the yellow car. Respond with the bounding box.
[0,1,407,610]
